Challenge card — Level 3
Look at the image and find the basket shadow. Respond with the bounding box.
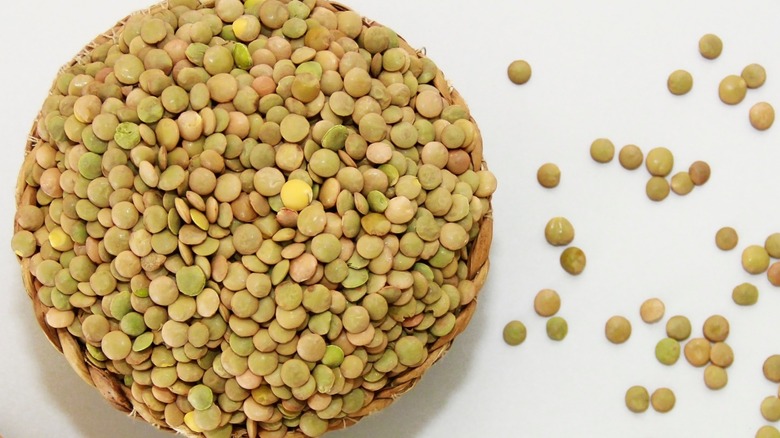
[331,302,489,438]
[17,292,170,438]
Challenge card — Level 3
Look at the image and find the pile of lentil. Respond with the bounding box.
[11,0,497,436]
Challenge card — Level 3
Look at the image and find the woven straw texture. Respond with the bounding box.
[15,0,493,436]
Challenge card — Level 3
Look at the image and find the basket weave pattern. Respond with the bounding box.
[14,0,493,436]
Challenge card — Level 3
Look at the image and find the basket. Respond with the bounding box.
[14,0,493,436]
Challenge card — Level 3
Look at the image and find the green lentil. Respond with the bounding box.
[650,388,675,413]
[703,315,729,342]
[764,355,780,382]
[507,60,532,85]
[560,247,585,275]
[605,316,631,344]
[625,386,649,413]
[667,70,693,95]
[618,144,643,170]
[757,426,780,438]
[546,316,568,341]
[665,315,691,341]
[502,320,527,346]
[742,63,766,89]
[545,217,574,246]
[704,364,728,390]
[590,138,614,163]
[750,102,775,131]
[645,176,670,202]
[655,338,680,365]
[719,75,747,105]
[684,338,711,367]
[640,298,664,324]
[699,34,723,60]
[710,342,734,368]
[743,245,770,274]
[761,396,780,421]
[715,227,738,251]
[670,172,694,196]
[732,282,758,305]
[645,147,674,177]
[533,289,560,317]
[536,163,560,188]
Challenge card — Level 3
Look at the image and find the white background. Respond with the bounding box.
[2,1,780,437]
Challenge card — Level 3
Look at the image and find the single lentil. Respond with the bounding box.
[560,247,586,275]
[533,289,561,317]
[732,282,759,305]
[704,364,728,390]
[503,320,527,346]
[536,163,560,188]
[668,70,693,95]
[715,227,738,251]
[640,298,665,324]
[507,60,532,85]
[699,34,723,60]
[625,386,649,413]
[605,316,631,344]
[719,75,747,105]
[655,338,681,365]
[618,144,643,170]
[688,161,711,186]
[544,217,575,246]
[665,315,692,341]
[590,138,614,163]
[750,102,775,131]
[650,388,676,413]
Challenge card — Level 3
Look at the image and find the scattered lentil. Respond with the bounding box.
[590,138,615,163]
[703,315,729,342]
[650,388,676,413]
[640,298,665,324]
[618,144,643,170]
[534,289,561,317]
[625,386,650,413]
[732,282,759,305]
[704,364,728,390]
[655,338,681,365]
[684,338,712,367]
[544,217,575,246]
[560,247,586,275]
[763,397,780,422]
[764,355,780,382]
[507,60,532,85]
[742,64,767,89]
[536,163,561,188]
[605,316,632,344]
[503,320,527,346]
[719,75,747,105]
[750,102,775,131]
[665,315,692,341]
[699,34,723,60]
[743,245,770,274]
[715,227,738,251]
[668,70,693,95]
[546,316,568,341]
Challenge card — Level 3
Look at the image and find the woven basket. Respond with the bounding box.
[14,0,493,436]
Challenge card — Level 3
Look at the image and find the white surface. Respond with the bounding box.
[2,1,780,437]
